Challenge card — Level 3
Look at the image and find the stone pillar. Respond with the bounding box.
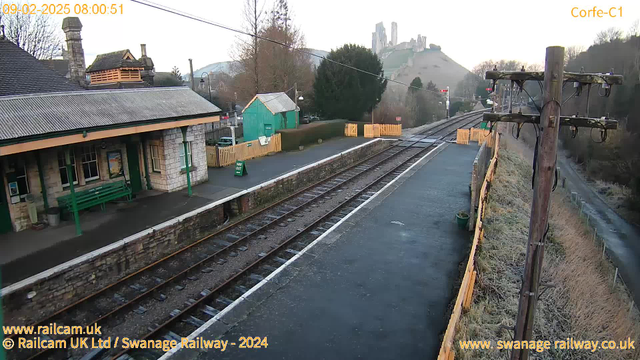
[62,17,86,87]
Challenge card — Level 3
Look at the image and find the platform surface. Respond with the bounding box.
[172,144,480,360]
[0,137,372,286]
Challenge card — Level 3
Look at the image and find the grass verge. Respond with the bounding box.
[454,138,640,360]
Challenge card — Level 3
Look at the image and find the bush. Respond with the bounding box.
[277,120,346,151]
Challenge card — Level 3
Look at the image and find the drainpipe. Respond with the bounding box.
[36,151,49,212]
[181,127,192,197]
[65,147,81,235]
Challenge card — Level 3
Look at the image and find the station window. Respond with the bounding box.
[80,145,100,181]
[7,157,30,202]
[178,142,193,169]
[150,145,161,172]
[58,151,78,187]
[16,161,29,200]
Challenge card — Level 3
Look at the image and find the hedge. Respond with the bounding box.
[277,120,346,151]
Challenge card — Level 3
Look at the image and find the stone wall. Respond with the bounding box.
[2,203,224,318]
[237,139,391,213]
[162,125,208,192]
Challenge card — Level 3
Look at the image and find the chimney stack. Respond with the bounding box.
[62,17,86,87]
[139,43,155,86]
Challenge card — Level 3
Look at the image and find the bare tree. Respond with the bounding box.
[629,19,639,38]
[0,2,62,59]
[594,27,623,44]
[564,45,585,66]
[232,0,267,96]
[232,0,313,102]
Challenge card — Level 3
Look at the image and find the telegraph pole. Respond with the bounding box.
[188,58,195,91]
[481,46,623,360]
[511,46,563,360]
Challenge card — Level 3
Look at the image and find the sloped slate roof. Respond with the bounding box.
[0,39,83,96]
[86,50,144,72]
[40,59,70,78]
[0,87,221,142]
[243,92,297,115]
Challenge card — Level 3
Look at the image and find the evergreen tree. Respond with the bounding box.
[314,44,387,120]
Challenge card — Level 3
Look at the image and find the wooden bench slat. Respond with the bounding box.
[56,180,131,216]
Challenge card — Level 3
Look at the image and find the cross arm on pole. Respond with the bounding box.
[485,71,623,86]
[483,112,618,129]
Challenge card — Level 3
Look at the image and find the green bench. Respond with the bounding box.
[57,180,132,219]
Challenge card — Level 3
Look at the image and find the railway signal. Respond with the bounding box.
[483,46,622,360]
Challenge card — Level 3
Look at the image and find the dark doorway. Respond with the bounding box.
[126,143,143,194]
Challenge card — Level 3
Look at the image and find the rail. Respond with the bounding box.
[438,131,500,360]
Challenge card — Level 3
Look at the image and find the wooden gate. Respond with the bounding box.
[344,123,358,137]
[364,124,381,138]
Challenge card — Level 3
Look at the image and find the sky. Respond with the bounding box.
[11,0,640,73]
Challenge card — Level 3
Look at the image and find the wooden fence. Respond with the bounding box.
[206,133,281,167]
[470,128,491,143]
[379,124,402,136]
[344,123,358,137]
[364,124,381,138]
[438,132,500,360]
[456,129,470,144]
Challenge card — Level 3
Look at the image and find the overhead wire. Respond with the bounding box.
[130,0,451,97]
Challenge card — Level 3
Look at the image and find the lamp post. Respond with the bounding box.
[199,72,211,103]
[294,82,304,127]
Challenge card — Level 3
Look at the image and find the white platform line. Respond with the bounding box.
[157,142,446,360]
[1,139,382,298]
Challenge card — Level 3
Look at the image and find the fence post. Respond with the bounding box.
[602,243,607,259]
[630,300,635,315]
[613,267,619,288]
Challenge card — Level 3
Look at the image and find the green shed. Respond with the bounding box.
[242,92,299,141]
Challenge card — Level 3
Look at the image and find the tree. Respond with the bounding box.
[595,27,623,44]
[629,20,639,38]
[426,80,438,92]
[170,66,182,81]
[314,44,387,120]
[564,46,585,66]
[232,0,267,97]
[409,77,423,92]
[0,2,62,59]
[231,0,313,103]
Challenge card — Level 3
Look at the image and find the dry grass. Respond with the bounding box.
[454,137,640,360]
[592,180,640,226]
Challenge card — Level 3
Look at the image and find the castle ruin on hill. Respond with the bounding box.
[371,22,436,55]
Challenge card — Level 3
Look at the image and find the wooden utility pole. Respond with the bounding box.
[483,47,623,360]
[511,46,564,360]
[189,58,195,91]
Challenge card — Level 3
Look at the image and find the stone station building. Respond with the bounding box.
[0,30,221,234]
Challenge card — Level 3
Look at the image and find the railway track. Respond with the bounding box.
[6,111,485,360]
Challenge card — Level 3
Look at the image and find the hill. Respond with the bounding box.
[185,48,329,80]
[380,48,470,92]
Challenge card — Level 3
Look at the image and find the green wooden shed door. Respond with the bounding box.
[264,124,273,137]
[0,174,13,233]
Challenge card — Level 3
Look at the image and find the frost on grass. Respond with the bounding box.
[454,144,640,360]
